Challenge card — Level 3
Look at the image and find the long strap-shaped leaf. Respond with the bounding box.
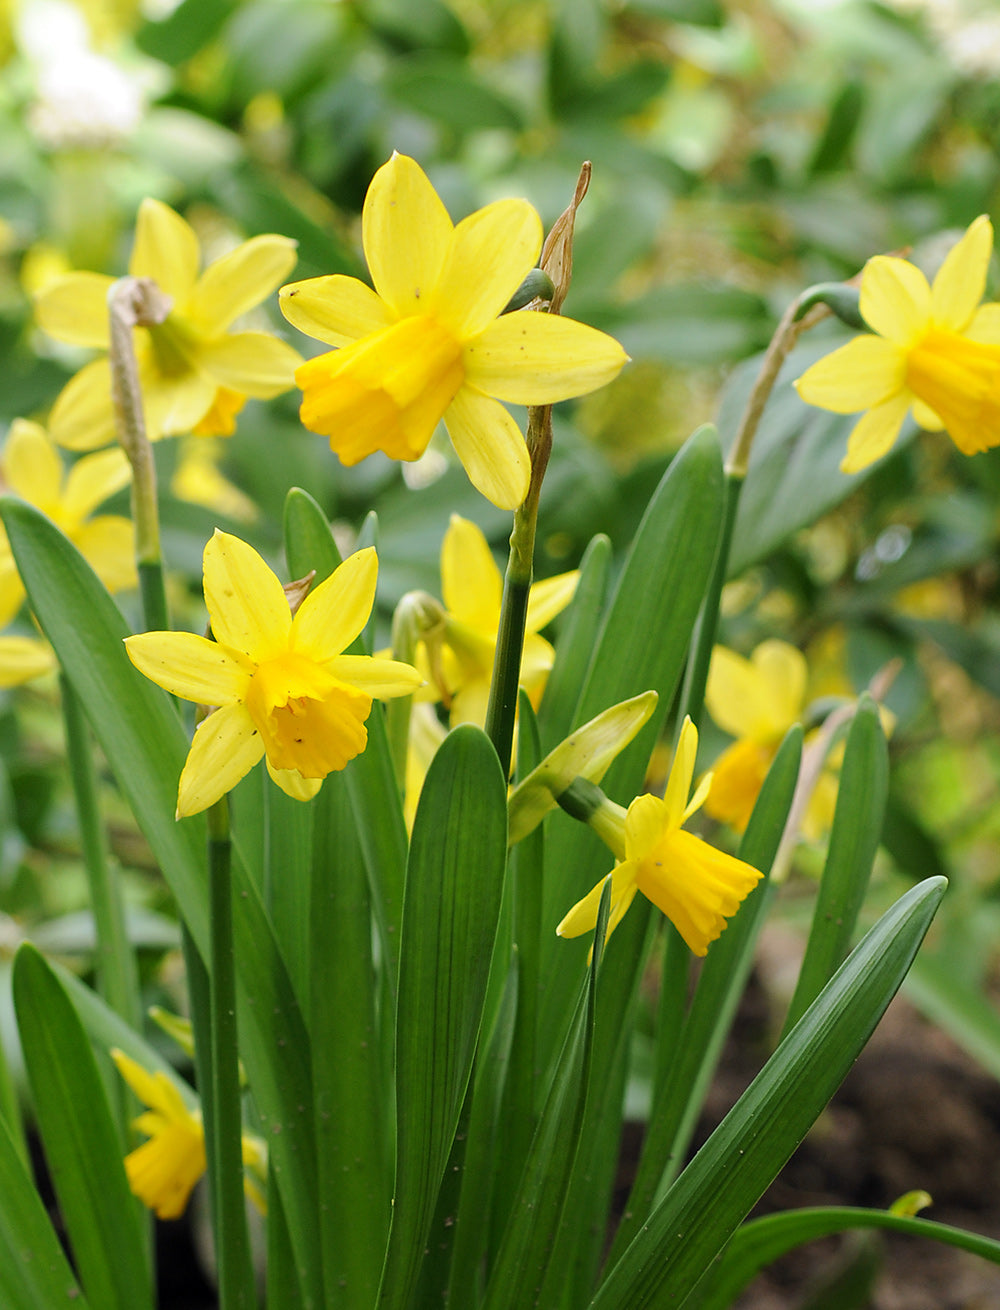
[589,875,947,1310]
[689,1205,1000,1308]
[0,499,324,1309]
[13,943,151,1310]
[0,1108,90,1310]
[377,724,508,1310]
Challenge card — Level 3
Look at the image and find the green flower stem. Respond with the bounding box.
[107,277,172,633]
[484,404,552,776]
[60,673,139,1028]
[204,797,255,1310]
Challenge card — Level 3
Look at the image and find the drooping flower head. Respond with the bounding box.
[34,199,303,450]
[0,418,135,624]
[280,153,629,509]
[557,717,762,956]
[125,531,422,816]
[795,216,1000,471]
[111,1049,266,1220]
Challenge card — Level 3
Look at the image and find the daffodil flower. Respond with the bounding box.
[421,513,578,726]
[0,418,136,625]
[34,199,303,450]
[557,717,762,956]
[703,640,808,834]
[0,633,56,686]
[279,152,629,509]
[111,1049,266,1220]
[795,216,1000,471]
[125,531,423,817]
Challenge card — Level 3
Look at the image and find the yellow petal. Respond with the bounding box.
[910,399,944,431]
[930,215,992,333]
[441,514,502,630]
[624,792,669,862]
[62,446,132,520]
[3,419,62,509]
[129,198,200,305]
[793,335,906,413]
[195,331,303,398]
[752,640,808,733]
[556,863,638,939]
[702,737,775,833]
[362,153,453,319]
[0,636,55,687]
[125,630,250,704]
[840,391,911,473]
[177,702,265,817]
[111,1049,194,1121]
[0,561,24,628]
[72,517,137,594]
[443,386,530,510]
[203,531,291,663]
[662,716,698,831]
[47,358,118,451]
[266,759,323,801]
[465,313,629,404]
[292,546,377,661]
[526,570,579,633]
[433,199,542,340]
[141,364,217,442]
[186,234,299,335]
[519,631,554,697]
[859,255,931,345]
[279,274,396,347]
[33,271,114,347]
[327,654,423,698]
[966,302,1000,344]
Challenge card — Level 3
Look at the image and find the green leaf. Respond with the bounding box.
[13,944,151,1310]
[387,55,525,132]
[377,726,508,1310]
[589,876,947,1310]
[691,1205,1000,1309]
[0,1110,89,1310]
[783,695,888,1035]
[0,501,324,1309]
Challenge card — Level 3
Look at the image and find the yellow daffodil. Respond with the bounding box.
[171,438,258,523]
[795,216,1000,471]
[111,1049,266,1220]
[125,531,422,816]
[34,199,303,450]
[0,418,135,625]
[279,152,628,509]
[557,717,762,956]
[703,640,807,834]
[423,513,578,726]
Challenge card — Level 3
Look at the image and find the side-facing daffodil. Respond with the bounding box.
[0,418,135,625]
[125,531,422,816]
[422,513,578,726]
[111,1049,266,1220]
[795,215,1000,471]
[557,717,762,956]
[703,639,808,834]
[279,152,629,509]
[34,198,303,449]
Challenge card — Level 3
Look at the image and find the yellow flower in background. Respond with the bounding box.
[280,152,628,509]
[171,438,258,523]
[795,216,1000,471]
[703,640,807,834]
[0,633,57,686]
[34,198,302,450]
[111,1049,266,1220]
[425,513,578,726]
[0,418,136,625]
[557,717,762,956]
[125,531,422,816]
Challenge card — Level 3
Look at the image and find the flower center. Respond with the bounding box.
[245,650,373,777]
[145,315,200,379]
[906,326,1000,454]
[296,315,465,463]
